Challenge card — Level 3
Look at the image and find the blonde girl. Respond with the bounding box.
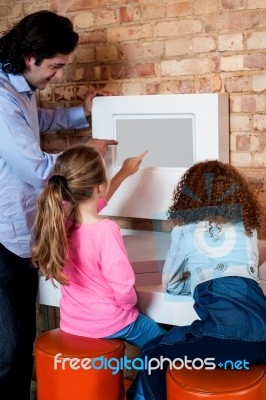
[32,145,165,347]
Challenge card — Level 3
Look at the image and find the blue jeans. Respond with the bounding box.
[127,333,266,400]
[105,313,166,348]
[0,243,38,400]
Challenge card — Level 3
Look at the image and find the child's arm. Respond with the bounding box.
[106,151,147,201]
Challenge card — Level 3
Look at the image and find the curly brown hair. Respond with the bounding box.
[168,160,261,236]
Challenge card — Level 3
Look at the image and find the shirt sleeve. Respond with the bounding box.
[162,226,191,295]
[0,91,58,188]
[100,221,137,310]
[38,106,89,132]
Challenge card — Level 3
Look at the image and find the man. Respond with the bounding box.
[0,10,116,399]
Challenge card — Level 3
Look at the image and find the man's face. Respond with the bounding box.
[23,53,70,90]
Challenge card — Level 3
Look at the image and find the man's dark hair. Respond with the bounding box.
[0,10,79,74]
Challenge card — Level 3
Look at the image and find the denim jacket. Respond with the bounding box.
[162,221,266,342]
[163,221,259,296]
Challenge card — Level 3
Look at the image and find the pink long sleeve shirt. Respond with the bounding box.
[60,215,139,338]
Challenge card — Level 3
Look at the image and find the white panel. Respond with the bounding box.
[92,94,229,219]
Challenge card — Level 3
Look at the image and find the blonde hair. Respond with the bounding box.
[32,145,107,285]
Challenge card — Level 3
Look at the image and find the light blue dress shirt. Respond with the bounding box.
[0,68,89,257]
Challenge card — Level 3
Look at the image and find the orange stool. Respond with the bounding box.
[35,328,125,400]
[166,364,266,399]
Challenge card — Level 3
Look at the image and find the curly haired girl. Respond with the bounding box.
[128,160,266,400]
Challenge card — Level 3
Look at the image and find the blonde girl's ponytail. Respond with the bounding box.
[32,145,108,286]
[32,176,72,285]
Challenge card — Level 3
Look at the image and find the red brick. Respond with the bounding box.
[73,11,94,30]
[142,41,164,59]
[205,11,258,33]
[243,172,264,189]
[154,19,203,38]
[121,82,144,95]
[230,114,250,132]
[54,86,75,101]
[73,45,95,64]
[194,0,217,14]
[95,9,117,26]
[64,65,84,82]
[84,66,109,82]
[165,38,191,57]
[250,135,266,152]
[243,54,266,70]
[141,3,166,20]
[96,45,118,62]
[166,1,192,17]
[248,0,266,9]
[224,76,252,93]
[253,115,266,131]
[160,79,195,94]
[78,30,106,45]
[218,34,243,51]
[54,0,104,13]
[39,87,52,102]
[230,152,252,167]
[107,24,152,42]
[253,152,266,168]
[161,58,212,76]
[230,95,265,113]
[119,6,140,23]
[146,82,160,95]
[0,3,21,19]
[110,63,156,80]
[221,0,246,11]
[247,32,266,50]
[192,36,216,53]
[119,43,142,61]
[76,84,91,100]
[67,136,91,148]
[41,135,67,153]
[252,75,266,92]
[22,0,51,14]
[236,135,251,151]
[195,76,222,93]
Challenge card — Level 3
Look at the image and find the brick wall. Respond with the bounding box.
[2,0,266,236]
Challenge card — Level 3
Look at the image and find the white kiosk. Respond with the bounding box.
[39,93,266,327]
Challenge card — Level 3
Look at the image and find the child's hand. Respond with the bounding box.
[121,151,148,177]
[106,151,147,201]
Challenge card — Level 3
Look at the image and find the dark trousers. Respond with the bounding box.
[138,334,266,400]
[0,243,38,400]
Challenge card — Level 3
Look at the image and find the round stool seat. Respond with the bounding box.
[166,364,266,399]
[36,328,125,400]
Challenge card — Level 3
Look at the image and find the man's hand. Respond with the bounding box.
[83,90,112,116]
[87,138,118,156]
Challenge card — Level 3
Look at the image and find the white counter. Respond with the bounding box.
[38,235,266,326]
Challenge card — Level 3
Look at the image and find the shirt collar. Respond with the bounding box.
[8,73,35,95]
